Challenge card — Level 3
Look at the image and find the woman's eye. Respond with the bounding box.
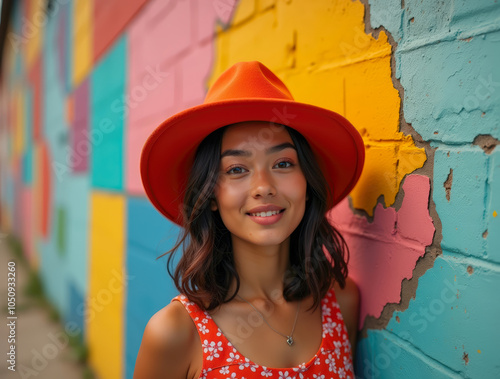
[274,161,293,169]
[227,166,247,175]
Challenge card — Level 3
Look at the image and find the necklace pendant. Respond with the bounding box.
[286,336,294,346]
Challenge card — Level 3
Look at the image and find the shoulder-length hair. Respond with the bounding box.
[164,123,349,311]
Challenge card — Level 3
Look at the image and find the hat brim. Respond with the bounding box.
[140,98,365,225]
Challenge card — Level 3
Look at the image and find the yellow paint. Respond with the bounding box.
[478,349,481,354]
[25,0,45,70]
[72,0,93,87]
[210,0,426,215]
[87,192,125,379]
[493,211,497,218]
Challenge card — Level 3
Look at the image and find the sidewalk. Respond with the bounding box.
[0,233,89,379]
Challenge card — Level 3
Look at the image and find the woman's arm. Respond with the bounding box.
[133,301,199,379]
[334,277,360,359]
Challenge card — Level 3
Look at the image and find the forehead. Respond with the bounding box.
[221,121,293,150]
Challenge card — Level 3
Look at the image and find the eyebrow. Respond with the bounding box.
[220,142,297,158]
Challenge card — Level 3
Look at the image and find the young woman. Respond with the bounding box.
[134,61,364,378]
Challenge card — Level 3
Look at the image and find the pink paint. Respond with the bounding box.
[125,0,236,194]
[72,79,89,173]
[329,174,435,328]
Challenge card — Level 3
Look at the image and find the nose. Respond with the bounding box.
[250,168,276,198]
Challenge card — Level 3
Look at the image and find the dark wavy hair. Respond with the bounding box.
[164,123,349,311]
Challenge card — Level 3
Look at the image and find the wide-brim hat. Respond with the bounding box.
[141,61,365,225]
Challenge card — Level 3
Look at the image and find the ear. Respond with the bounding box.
[210,198,218,211]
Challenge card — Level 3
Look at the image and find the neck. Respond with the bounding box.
[229,236,291,302]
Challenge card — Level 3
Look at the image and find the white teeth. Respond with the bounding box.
[250,210,281,217]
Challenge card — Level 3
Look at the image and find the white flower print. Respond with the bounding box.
[334,341,342,358]
[227,373,245,379]
[198,323,209,334]
[227,351,240,363]
[278,371,290,378]
[220,366,230,374]
[325,353,337,373]
[293,363,307,378]
[335,323,343,336]
[336,311,344,320]
[202,317,209,324]
[312,375,325,379]
[323,318,337,337]
[343,355,353,373]
[338,367,346,378]
[203,340,223,361]
[260,367,273,377]
[322,303,331,317]
[239,359,257,371]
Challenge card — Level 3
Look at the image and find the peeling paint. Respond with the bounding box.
[444,168,453,202]
[473,134,500,154]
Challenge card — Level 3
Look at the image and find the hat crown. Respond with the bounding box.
[204,61,295,103]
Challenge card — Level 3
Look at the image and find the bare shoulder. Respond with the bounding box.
[333,276,360,314]
[332,277,360,358]
[133,300,201,379]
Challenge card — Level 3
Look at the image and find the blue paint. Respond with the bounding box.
[22,86,33,185]
[369,0,500,143]
[485,149,500,262]
[433,147,489,259]
[125,197,181,379]
[357,329,460,379]
[90,36,127,190]
[385,253,500,378]
[64,174,91,294]
[67,281,86,342]
[365,1,500,376]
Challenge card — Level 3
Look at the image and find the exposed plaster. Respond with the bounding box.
[444,169,453,202]
[473,134,500,154]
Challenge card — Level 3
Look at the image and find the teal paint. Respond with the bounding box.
[385,253,500,378]
[125,197,181,379]
[90,36,127,190]
[22,86,34,185]
[357,330,460,379]
[57,206,66,257]
[363,0,500,377]
[433,147,489,259]
[485,149,500,262]
[64,175,91,295]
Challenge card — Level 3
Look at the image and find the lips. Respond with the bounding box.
[246,205,286,225]
[248,209,285,217]
[246,205,285,216]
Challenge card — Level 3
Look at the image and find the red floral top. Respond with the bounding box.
[172,287,354,378]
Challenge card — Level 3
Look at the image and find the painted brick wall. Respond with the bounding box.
[0,0,498,378]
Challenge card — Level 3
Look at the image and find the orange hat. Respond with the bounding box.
[141,61,364,225]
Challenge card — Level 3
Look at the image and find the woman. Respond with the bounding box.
[134,61,364,378]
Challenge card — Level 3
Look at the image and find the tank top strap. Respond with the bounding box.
[171,294,252,374]
[320,286,353,359]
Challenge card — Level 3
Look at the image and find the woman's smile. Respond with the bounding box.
[213,121,308,247]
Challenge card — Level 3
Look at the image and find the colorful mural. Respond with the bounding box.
[0,0,498,378]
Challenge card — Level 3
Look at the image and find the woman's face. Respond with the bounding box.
[213,121,308,248]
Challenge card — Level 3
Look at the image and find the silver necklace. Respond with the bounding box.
[236,294,300,346]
